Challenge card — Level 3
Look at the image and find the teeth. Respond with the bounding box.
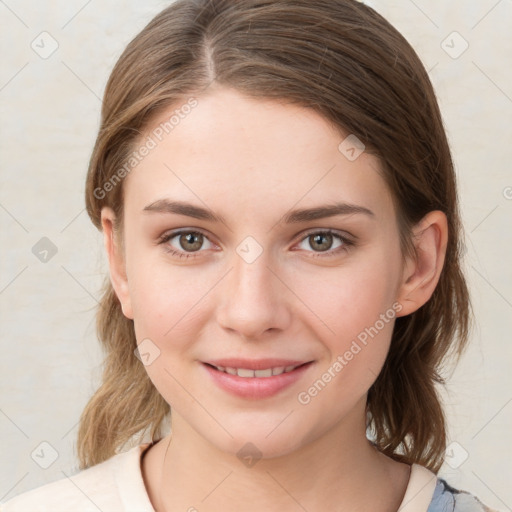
[237,368,255,378]
[255,368,273,377]
[213,364,301,377]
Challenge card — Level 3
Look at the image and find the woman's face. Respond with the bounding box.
[103,86,415,457]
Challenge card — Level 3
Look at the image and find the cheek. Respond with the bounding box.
[294,267,398,417]
[127,246,216,353]
[292,240,402,388]
[130,269,201,338]
[127,261,210,408]
[298,261,399,342]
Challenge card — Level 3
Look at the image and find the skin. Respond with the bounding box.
[101,86,448,512]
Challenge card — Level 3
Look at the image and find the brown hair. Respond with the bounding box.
[79,0,472,473]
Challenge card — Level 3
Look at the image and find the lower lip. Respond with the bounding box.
[202,362,314,399]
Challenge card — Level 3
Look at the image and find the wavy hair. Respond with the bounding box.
[79,0,472,472]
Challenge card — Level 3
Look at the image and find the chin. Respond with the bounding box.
[201,423,307,463]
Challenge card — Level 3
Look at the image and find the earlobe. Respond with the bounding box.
[395,210,448,317]
[100,207,134,320]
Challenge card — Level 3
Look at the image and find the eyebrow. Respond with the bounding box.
[142,199,375,224]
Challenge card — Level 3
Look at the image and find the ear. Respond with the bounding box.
[100,207,134,319]
[395,210,448,317]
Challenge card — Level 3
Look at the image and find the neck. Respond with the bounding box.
[148,398,410,512]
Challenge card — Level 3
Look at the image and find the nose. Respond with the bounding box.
[215,248,292,341]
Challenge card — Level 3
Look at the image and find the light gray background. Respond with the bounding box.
[1,0,511,509]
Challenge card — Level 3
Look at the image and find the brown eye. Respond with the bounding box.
[178,232,204,252]
[308,233,334,252]
[296,229,354,258]
[158,229,214,258]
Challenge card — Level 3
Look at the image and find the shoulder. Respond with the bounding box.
[0,454,122,512]
[427,477,500,512]
[0,443,151,512]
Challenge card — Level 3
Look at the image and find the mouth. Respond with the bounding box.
[204,361,310,378]
[201,359,315,399]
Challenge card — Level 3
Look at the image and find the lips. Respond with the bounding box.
[203,358,310,377]
[202,358,314,399]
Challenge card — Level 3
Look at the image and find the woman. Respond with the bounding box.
[1,1,498,510]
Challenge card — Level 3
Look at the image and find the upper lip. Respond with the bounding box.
[203,358,312,370]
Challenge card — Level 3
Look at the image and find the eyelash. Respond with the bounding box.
[157,228,355,260]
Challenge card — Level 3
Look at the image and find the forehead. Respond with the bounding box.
[122,87,394,222]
